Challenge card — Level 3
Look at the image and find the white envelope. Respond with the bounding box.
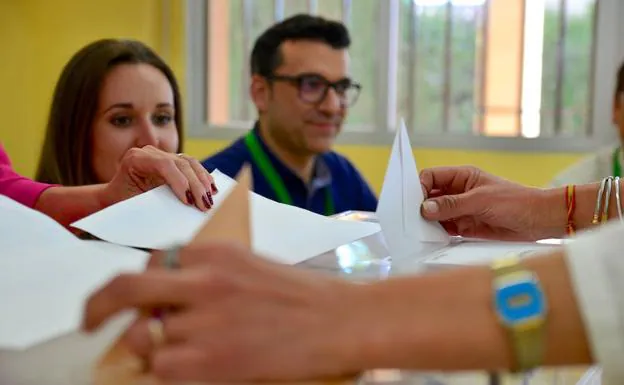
[376,119,450,260]
[0,196,148,385]
[72,170,381,265]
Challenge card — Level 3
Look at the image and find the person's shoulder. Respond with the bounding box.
[549,147,614,187]
[200,137,250,176]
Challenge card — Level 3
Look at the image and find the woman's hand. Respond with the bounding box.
[419,166,565,241]
[83,242,369,383]
[100,145,217,211]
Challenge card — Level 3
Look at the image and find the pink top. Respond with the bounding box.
[0,143,53,208]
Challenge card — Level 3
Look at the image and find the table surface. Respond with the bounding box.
[296,211,600,385]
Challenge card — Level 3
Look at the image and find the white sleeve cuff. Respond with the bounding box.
[565,220,624,384]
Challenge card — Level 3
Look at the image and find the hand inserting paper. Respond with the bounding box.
[72,169,380,265]
[419,166,563,241]
[375,119,450,260]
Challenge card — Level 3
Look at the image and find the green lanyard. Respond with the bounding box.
[244,131,335,216]
[613,147,622,177]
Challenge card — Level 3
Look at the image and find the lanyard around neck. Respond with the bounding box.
[613,147,622,178]
[244,130,335,216]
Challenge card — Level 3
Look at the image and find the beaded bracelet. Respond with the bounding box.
[565,185,576,235]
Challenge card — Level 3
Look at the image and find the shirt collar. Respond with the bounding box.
[251,122,332,190]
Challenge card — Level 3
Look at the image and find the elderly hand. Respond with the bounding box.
[419,166,564,241]
[83,242,368,383]
[101,145,217,211]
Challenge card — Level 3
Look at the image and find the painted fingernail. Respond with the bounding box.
[185,190,195,205]
[202,194,212,209]
[208,192,214,205]
[211,183,218,193]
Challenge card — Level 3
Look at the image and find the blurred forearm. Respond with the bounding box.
[34,184,107,228]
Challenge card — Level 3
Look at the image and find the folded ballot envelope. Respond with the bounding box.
[0,195,149,385]
[71,169,381,266]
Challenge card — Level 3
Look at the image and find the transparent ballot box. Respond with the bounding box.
[297,211,597,385]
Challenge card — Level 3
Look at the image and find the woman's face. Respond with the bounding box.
[91,63,179,183]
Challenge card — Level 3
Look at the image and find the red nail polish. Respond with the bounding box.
[185,190,194,205]
[202,194,211,208]
[211,183,218,193]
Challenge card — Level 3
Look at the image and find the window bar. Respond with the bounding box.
[160,0,172,63]
[186,0,207,126]
[342,0,352,26]
[241,0,254,120]
[374,0,399,133]
[307,0,318,14]
[407,0,419,130]
[585,0,599,136]
[553,0,568,135]
[274,0,285,21]
[477,1,490,135]
[516,0,527,137]
[442,1,453,133]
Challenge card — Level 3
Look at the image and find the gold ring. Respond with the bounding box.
[147,317,165,347]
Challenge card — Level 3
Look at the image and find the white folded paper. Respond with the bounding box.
[0,196,148,385]
[375,119,559,266]
[72,170,381,265]
[376,119,450,260]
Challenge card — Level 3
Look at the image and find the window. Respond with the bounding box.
[185,0,624,151]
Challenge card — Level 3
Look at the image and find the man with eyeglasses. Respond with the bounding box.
[550,62,624,187]
[201,14,377,216]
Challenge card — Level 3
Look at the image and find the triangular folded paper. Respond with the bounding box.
[376,119,450,260]
[94,166,359,385]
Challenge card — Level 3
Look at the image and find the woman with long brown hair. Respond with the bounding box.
[35,39,214,210]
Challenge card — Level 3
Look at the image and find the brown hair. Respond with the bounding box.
[35,38,184,186]
[616,61,624,103]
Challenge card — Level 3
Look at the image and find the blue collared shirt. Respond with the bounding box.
[201,124,378,215]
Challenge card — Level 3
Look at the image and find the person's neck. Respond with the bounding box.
[257,123,316,184]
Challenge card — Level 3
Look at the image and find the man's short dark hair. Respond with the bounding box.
[616,62,624,102]
[250,14,351,77]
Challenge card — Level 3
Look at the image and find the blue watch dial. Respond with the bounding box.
[495,279,545,325]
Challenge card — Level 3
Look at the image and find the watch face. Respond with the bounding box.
[495,277,546,325]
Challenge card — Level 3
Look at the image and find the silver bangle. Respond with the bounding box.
[593,177,609,224]
[615,176,623,222]
[603,177,614,223]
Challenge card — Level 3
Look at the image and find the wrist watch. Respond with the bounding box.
[491,254,547,372]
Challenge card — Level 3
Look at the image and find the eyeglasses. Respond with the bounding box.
[267,73,361,107]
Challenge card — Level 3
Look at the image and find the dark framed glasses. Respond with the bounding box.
[268,73,361,107]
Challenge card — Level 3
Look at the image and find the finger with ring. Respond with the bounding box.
[162,246,182,270]
[147,317,166,347]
